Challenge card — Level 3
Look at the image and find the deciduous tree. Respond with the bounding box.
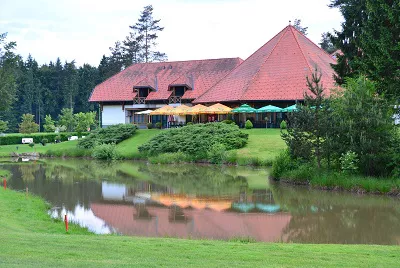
[19,113,39,134]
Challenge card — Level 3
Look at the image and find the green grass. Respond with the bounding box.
[0,128,287,166]
[234,129,286,165]
[0,168,11,179]
[1,188,399,267]
[116,129,160,159]
[0,140,80,157]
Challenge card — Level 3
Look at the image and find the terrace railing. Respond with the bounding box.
[133,97,146,104]
[169,96,182,104]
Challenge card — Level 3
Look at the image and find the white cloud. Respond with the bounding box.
[0,0,343,66]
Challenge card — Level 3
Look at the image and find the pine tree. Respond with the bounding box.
[123,31,144,66]
[293,19,308,35]
[131,5,167,62]
[329,0,399,100]
[0,32,19,112]
[75,64,99,113]
[62,61,79,110]
[319,32,336,54]
[282,70,331,168]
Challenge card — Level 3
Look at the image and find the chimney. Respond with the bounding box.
[189,74,195,90]
[154,76,158,91]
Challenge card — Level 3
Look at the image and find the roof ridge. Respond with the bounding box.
[289,25,314,75]
[134,57,243,65]
[290,25,338,60]
[239,25,289,100]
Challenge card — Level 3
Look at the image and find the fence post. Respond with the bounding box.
[64,214,69,232]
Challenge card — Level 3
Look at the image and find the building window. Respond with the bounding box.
[133,114,145,123]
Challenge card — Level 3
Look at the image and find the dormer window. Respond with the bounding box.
[133,86,154,104]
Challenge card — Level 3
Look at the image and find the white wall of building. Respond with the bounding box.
[102,105,126,126]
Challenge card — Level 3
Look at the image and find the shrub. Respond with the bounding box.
[155,122,162,129]
[0,132,89,145]
[208,144,227,164]
[186,122,193,125]
[77,124,137,149]
[147,123,153,129]
[340,151,359,173]
[221,119,235,125]
[41,138,48,146]
[91,143,119,160]
[245,120,253,129]
[139,123,248,159]
[28,142,34,148]
[271,150,296,179]
[280,120,287,129]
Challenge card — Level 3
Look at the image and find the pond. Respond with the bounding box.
[1,158,399,245]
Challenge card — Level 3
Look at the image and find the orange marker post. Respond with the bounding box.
[3,178,6,190]
[64,214,69,232]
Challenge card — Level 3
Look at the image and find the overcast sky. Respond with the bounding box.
[0,0,343,66]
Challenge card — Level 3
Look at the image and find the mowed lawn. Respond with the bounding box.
[0,128,286,165]
[0,140,79,157]
[1,188,399,268]
[235,129,286,164]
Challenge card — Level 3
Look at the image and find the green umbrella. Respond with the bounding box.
[231,104,257,113]
[282,104,298,112]
[257,105,282,113]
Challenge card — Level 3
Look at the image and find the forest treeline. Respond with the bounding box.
[0,5,166,133]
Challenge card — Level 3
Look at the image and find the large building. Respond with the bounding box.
[89,25,337,127]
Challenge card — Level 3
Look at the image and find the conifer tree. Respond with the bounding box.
[0,32,19,111]
[293,19,308,35]
[131,5,167,63]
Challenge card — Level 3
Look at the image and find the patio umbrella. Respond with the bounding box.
[150,105,175,115]
[186,104,207,115]
[201,103,232,114]
[231,104,257,113]
[282,104,298,112]
[170,104,191,115]
[257,105,282,113]
[135,109,153,115]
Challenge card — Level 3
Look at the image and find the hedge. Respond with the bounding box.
[0,132,89,145]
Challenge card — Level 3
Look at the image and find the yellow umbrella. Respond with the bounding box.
[186,104,207,115]
[201,103,232,114]
[150,105,175,115]
[170,104,191,115]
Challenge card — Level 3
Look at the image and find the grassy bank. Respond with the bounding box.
[235,129,285,165]
[0,128,286,166]
[272,152,400,195]
[0,168,11,179]
[1,188,399,267]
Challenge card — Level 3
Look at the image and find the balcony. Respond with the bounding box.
[133,97,146,104]
[169,96,182,104]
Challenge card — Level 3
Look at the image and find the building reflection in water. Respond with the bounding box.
[92,182,290,242]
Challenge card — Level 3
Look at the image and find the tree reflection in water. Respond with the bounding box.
[272,186,400,245]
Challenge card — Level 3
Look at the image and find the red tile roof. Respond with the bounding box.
[194,25,337,103]
[89,58,243,102]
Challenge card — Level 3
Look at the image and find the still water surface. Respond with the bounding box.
[2,159,399,245]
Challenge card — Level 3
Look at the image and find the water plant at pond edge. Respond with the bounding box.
[139,123,248,162]
[272,150,400,194]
